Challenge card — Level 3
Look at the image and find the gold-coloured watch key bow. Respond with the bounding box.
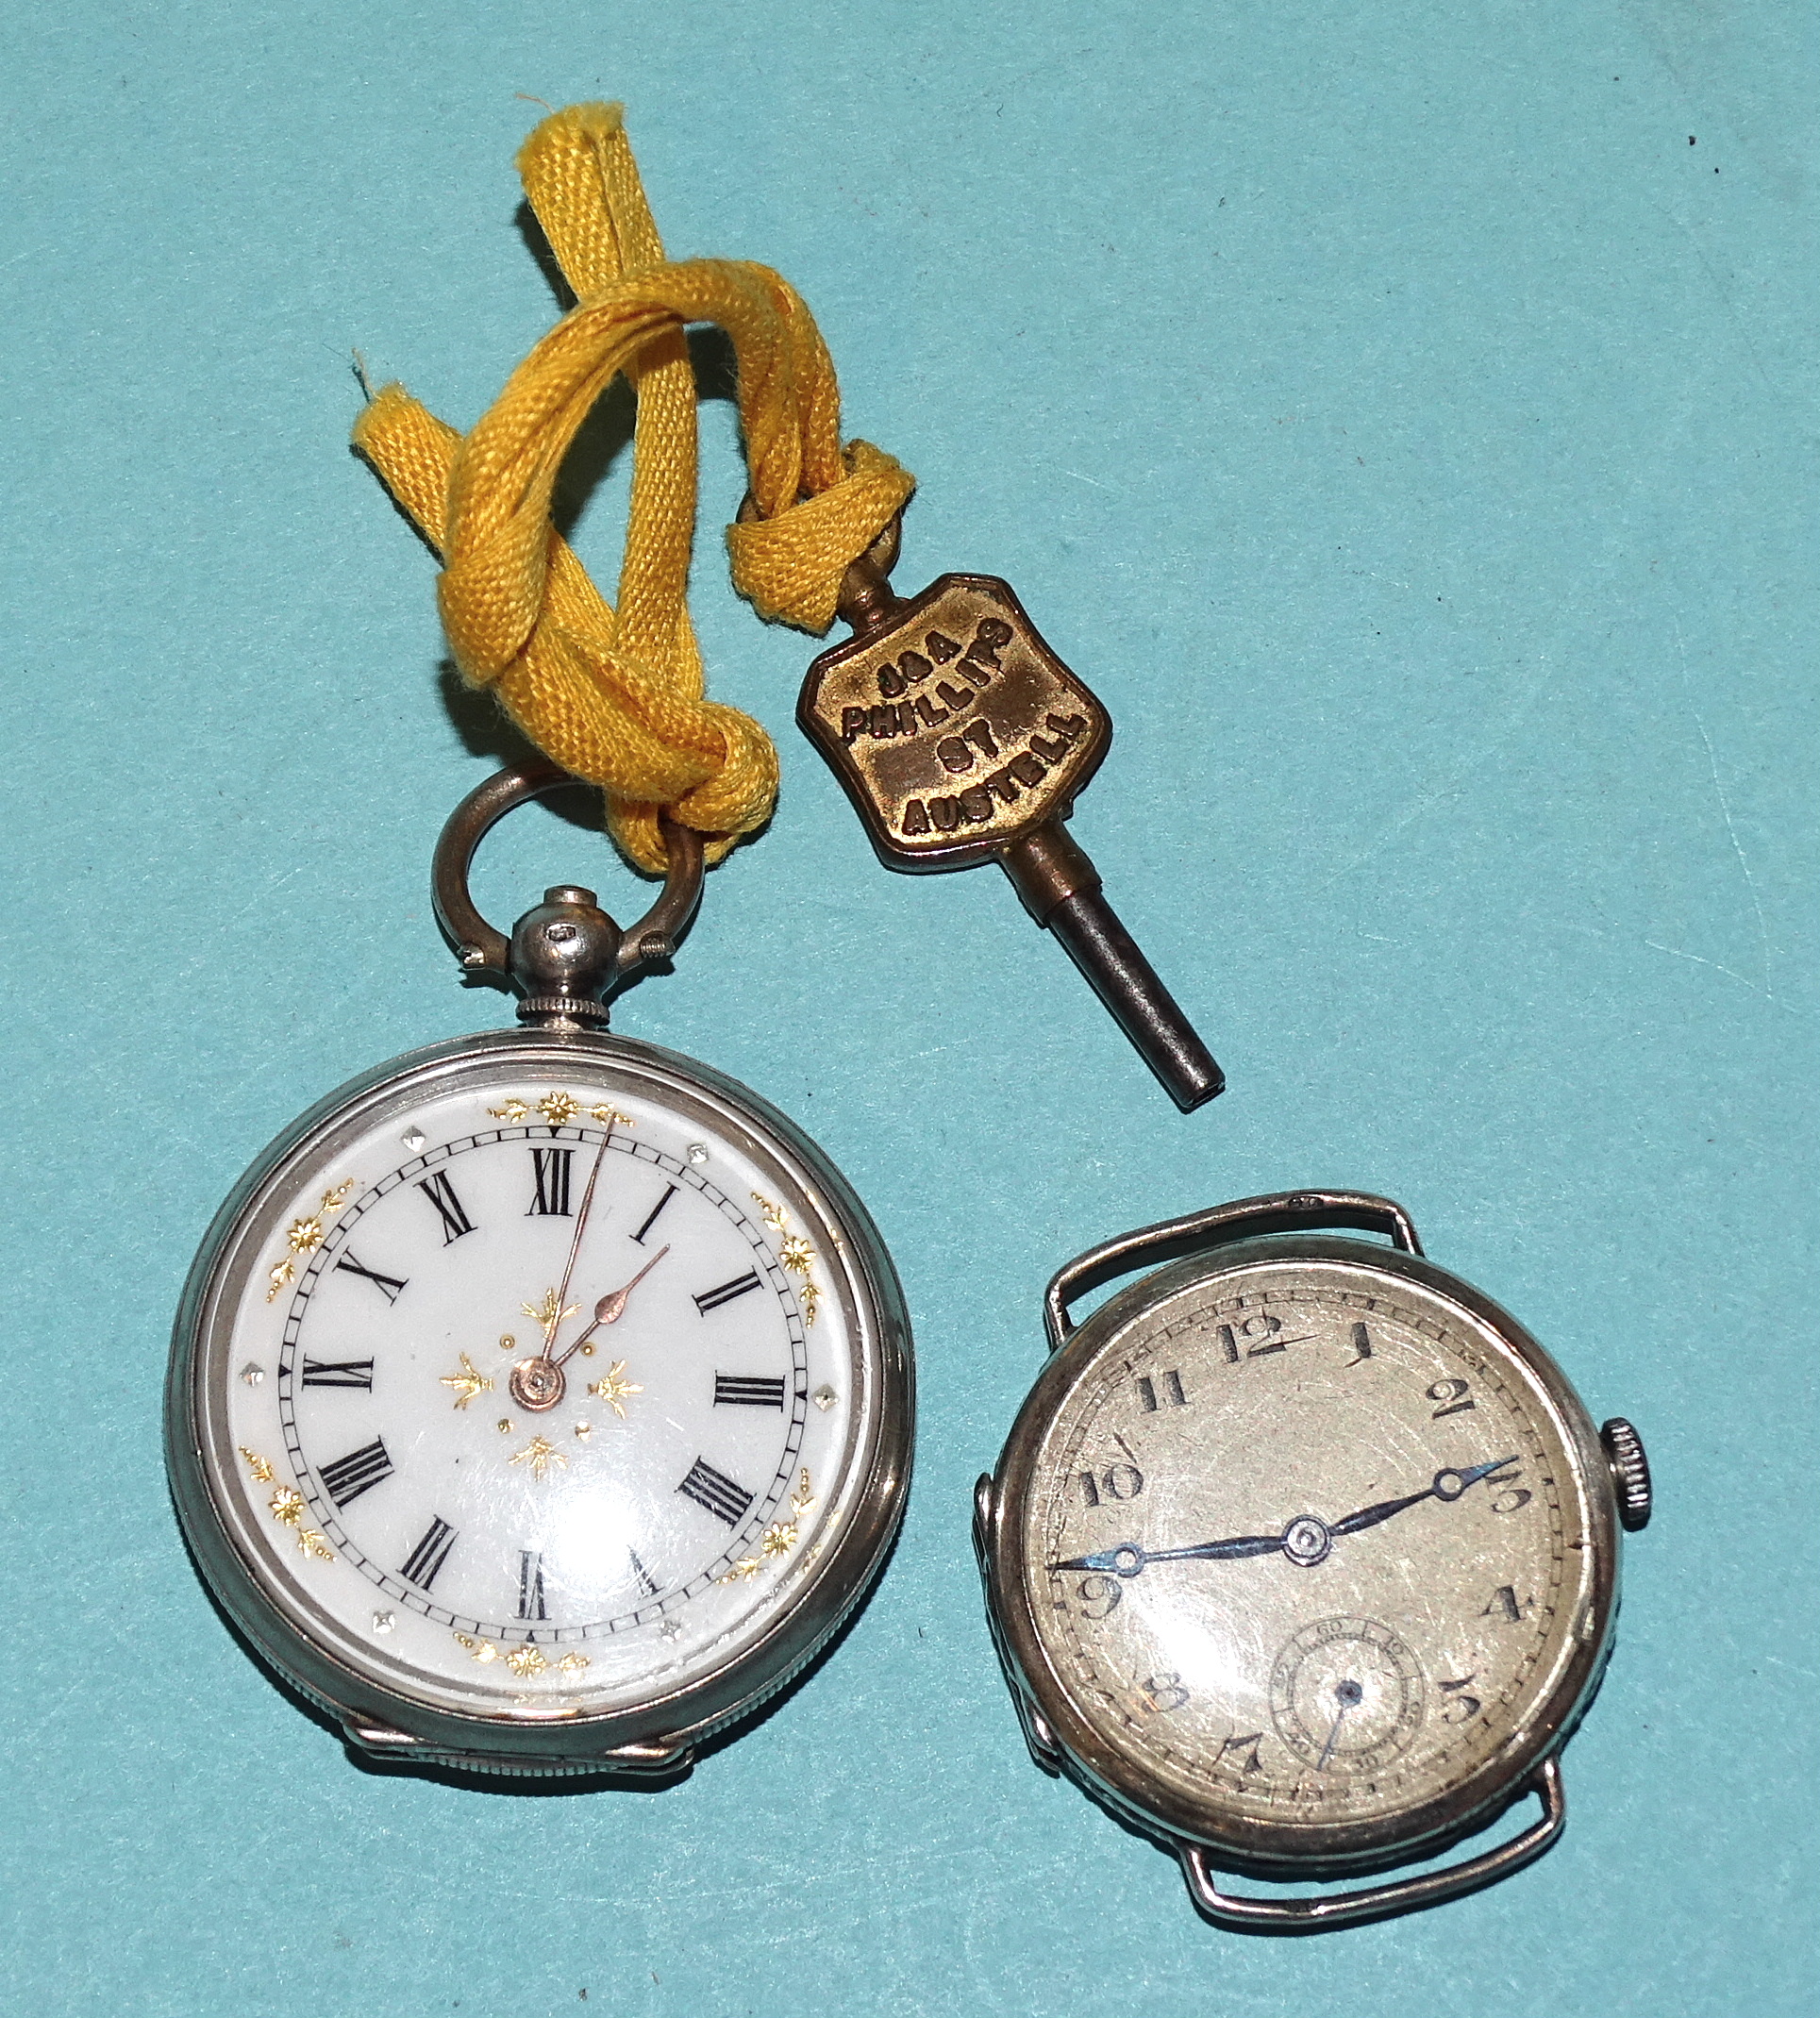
[355,100,1223,1109]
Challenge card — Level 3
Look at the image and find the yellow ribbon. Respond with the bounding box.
[353,102,913,870]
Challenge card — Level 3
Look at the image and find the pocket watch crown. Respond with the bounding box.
[508,886,622,1026]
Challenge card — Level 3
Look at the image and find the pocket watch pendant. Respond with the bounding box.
[976,1189,1649,1929]
[430,759,707,1027]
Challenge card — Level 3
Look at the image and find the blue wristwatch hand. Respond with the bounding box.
[1327,1456,1517,1537]
[1052,1534,1284,1576]
[1051,1456,1519,1579]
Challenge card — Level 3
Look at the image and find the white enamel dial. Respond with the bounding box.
[180,1038,906,1741]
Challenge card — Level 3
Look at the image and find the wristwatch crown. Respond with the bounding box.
[1599,1417,1651,1531]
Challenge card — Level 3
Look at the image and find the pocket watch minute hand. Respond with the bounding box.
[508,1136,613,1413]
[547,1136,613,1347]
[1327,1456,1519,1538]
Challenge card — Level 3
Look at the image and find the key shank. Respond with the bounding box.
[998,826,1224,1110]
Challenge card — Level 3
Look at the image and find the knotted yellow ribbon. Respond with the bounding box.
[353,102,913,870]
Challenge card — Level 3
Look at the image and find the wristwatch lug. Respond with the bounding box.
[1177,1757,1567,1931]
[972,1472,996,1552]
[1044,1191,1423,1347]
[972,1471,1062,1776]
[341,1718,692,1776]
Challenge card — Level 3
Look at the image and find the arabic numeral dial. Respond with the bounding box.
[1026,1266,1598,1841]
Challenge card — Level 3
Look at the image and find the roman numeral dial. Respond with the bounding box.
[632,1184,676,1244]
[334,1251,407,1303]
[299,1358,375,1390]
[415,1171,476,1244]
[676,1457,756,1527]
[264,1108,827,1659]
[714,1374,786,1409]
[694,1270,761,1316]
[400,1517,457,1591]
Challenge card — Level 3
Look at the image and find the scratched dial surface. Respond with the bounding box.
[202,1065,875,1720]
[1021,1260,1602,1836]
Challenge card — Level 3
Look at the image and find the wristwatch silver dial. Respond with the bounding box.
[1026,1262,1598,1841]
[981,1198,1636,1923]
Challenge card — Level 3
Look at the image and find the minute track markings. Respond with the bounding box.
[276,1124,810,1637]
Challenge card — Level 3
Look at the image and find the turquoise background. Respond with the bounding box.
[2,3,1814,2012]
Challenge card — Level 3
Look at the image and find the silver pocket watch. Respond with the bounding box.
[168,761,912,1776]
[976,1190,1649,1928]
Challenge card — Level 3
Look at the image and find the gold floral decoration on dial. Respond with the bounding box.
[721,1470,815,1583]
[521,1287,578,1348]
[454,1633,590,1678]
[509,1434,567,1482]
[588,1359,642,1418]
[440,1352,493,1409]
[265,1181,356,1301]
[487,1092,634,1130]
[751,1192,822,1326]
[239,1447,334,1560]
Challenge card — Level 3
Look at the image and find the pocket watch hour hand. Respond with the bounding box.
[1051,1543,1153,1576]
[555,1244,671,1366]
[1327,1456,1519,1538]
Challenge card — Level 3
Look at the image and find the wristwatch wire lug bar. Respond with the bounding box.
[1044,1191,1424,1349]
[1176,1757,1566,1932]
